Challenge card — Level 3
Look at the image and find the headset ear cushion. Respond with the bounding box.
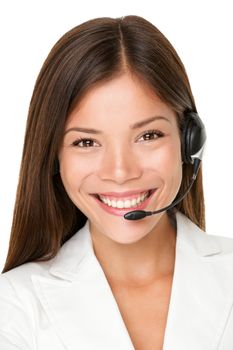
[181,112,207,165]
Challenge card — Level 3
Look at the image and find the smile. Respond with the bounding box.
[91,189,157,216]
[98,190,150,208]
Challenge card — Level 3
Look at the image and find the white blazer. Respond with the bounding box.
[1,211,233,350]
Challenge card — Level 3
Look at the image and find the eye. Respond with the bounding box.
[72,138,99,148]
[137,129,164,142]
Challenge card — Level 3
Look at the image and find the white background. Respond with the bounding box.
[0,0,232,271]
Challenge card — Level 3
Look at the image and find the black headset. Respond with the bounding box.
[181,110,206,166]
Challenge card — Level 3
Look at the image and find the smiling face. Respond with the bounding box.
[58,73,183,244]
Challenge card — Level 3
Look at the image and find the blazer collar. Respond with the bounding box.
[48,211,221,281]
[31,212,233,349]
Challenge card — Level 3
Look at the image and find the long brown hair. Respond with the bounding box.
[2,15,205,273]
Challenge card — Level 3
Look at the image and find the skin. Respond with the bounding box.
[58,72,183,287]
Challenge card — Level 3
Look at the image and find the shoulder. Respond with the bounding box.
[0,260,68,348]
[0,259,52,293]
[208,233,233,252]
[176,211,233,257]
[0,222,90,292]
[0,223,89,307]
[0,224,91,348]
[0,259,60,348]
[0,259,53,293]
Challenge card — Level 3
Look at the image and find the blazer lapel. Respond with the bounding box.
[31,221,135,350]
[31,212,233,350]
[163,212,233,350]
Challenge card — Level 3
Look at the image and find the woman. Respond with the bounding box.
[1,15,233,350]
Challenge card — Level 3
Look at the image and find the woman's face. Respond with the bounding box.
[58,73,183,244]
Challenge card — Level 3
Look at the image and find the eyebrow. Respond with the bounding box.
[64,115,171,135]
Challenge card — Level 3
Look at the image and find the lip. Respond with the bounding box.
[91,188,157,217]
[94,188,152,199]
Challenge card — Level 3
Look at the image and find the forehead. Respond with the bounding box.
[66,74,177,127]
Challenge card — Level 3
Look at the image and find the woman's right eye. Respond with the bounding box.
[72,138,99,148]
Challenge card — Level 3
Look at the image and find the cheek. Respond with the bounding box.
[59,152,95,191]
[161,143,183,187]
[143,140,182,171]
[144,140,183,191]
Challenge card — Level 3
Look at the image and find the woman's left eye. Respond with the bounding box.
[137,129,164,142]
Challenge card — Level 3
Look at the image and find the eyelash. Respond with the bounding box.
[71,129,164,148]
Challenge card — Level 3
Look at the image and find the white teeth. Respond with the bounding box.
[131,198,137,206]
[116,200,124,209]
[124,200,131,208]
[99,191,150,209]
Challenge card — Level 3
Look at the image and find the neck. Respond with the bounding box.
[90,212,177,288]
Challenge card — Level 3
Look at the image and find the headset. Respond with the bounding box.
[124,111,207,220]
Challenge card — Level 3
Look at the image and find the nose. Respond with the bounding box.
[98,145,143,184]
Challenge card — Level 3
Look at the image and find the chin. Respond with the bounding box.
[96,218,162,245]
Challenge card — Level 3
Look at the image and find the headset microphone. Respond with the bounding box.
[124,111,206,221]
